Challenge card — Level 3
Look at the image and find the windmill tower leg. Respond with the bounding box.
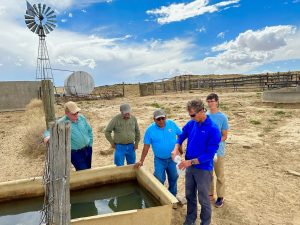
[37,35,56,128]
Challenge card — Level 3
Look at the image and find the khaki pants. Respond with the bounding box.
[209,156,225,198]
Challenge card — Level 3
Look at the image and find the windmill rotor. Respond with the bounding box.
[24,1,56,36]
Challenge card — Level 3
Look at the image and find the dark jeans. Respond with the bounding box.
[185,166,212,225]
[71,146,92,171]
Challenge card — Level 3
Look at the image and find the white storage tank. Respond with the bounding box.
[64,71,95,96]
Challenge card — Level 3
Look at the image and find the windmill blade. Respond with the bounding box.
[26,21,36,29]
[38,3,42,15]
[25,19,35,25]
[47,20,57,24]
[33,4,39,15]
[42,4,46,14]
[45,24,54,32]
[30,23,39,33]
[46,10,55,17]
[47,15,56,19]
[26,1,36,17]
[43,25,50,34]
[44,6,51,15]
[25,15,35,20]
[46,22,56,28]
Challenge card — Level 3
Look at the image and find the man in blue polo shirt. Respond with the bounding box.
[172,99,221,225]
[135,109,182,196]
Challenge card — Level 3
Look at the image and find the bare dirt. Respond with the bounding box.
[0,90,299,225]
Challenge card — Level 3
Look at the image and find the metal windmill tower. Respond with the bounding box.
[24,1,57,129]
[24,1,57,81]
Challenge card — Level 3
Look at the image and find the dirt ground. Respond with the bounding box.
[0,89,299,225]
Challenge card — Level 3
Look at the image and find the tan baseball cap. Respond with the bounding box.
[65,101,81,114]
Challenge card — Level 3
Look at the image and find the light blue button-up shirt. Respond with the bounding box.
[44,114,93,150]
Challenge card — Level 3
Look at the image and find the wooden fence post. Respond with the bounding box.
[122,82,125,97]
[47,121,71,225]
[41,80,56,129]
[152,82,155,95]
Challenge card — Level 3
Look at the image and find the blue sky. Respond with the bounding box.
[0,0,300,86]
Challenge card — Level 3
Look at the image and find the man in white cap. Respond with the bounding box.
[135,109,182,196]
[44,101,93,171]
[105,103,140,166]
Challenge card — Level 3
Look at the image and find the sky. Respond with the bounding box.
[0,0,300,86]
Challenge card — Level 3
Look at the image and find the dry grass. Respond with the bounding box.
[22,99,46,158]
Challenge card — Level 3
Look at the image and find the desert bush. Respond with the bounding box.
[274,111,285,116]
[22,99,46,158]
[250,119,261,125]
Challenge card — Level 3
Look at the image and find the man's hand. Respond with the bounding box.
[134,160,143,169]
[134,144,138,150]
[44,137,50,144]
[178,160,192,170]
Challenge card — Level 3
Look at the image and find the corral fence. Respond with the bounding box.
[139,71,300,96]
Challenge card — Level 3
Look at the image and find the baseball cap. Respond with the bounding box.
[65,101,81,114]
[153,109,166,119]
[120,103,131,114]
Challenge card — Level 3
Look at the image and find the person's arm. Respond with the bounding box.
[105,117,116,148]
[85,118,93,147]
[221,130,228,142]
[174,122,183,154]
[172,123,189,159]
[134,117,140,149]
[134,144,150,168]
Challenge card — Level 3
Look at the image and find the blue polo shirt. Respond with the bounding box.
[144,120,182,159]
[206,111,229,156]
[177,115,221,171]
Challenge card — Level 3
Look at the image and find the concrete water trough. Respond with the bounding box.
[0,165,178,225]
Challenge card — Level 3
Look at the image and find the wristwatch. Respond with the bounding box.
[191,159,195,165]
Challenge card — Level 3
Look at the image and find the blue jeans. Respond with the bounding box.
[154,157,178,196]
[185,167,212,225]
[114,143,136,166]
[71,146,92,171]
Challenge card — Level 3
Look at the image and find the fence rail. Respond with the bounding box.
[139,72,300,96]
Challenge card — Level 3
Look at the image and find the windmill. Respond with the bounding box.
[24,1,56,129]
[24,1,56,81]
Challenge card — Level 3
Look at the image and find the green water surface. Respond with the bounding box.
[0,181,161,225]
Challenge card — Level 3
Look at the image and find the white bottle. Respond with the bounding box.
[173,155,185,175]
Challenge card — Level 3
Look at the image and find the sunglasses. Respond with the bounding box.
[71,112,79,116]
[156,117,165,121]
[189,108,206,117]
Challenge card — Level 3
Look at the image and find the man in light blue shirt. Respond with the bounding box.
[135,109,182,196]
[44,101,93,171]
[206,93,229,208]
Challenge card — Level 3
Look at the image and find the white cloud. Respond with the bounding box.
[68,12,73,17]
[147,0,240,24]
[196,26,206,33]
[217,32,225,38]
[205,25,297,70]
[57,56,96,68]
[81,9,87,13]
[61,19,67,23]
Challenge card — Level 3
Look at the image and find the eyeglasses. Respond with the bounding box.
[156,117,165,121]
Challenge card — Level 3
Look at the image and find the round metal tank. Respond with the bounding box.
[64,71,95,96]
